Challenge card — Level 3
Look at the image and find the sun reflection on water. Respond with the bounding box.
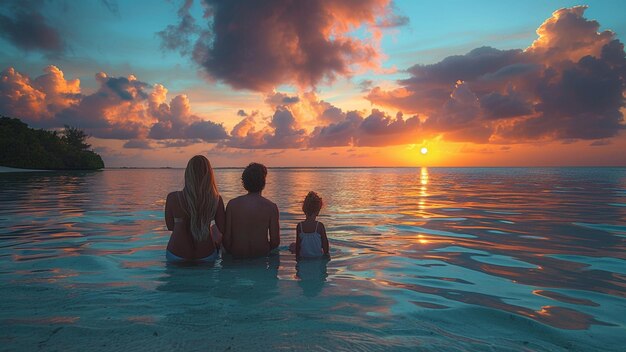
[1,168,625,351]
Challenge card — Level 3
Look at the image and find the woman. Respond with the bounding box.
[165,155,225,262]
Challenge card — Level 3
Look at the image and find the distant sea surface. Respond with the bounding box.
[1,168,625,351]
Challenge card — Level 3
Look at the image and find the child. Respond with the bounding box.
[295,191,329,259]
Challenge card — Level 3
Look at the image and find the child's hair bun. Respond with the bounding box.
[302,191,323,215]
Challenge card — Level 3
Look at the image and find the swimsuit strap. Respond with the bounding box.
[300,221,319,234]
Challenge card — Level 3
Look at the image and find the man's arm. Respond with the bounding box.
[165,193,174,231]
[268,203,280,250]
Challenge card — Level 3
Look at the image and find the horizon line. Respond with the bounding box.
[105,165,626,169]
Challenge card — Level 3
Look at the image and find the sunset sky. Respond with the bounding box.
[1,0,625,167]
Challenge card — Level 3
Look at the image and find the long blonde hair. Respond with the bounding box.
[182,155,219,242]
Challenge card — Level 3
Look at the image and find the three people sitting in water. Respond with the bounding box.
[165,155,329,262]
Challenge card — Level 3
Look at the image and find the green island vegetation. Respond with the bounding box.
[0,116,104,170]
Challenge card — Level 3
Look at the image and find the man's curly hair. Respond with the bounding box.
[302,191,323,216]
[242,162,267,192]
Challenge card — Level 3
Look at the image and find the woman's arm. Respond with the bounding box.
[215,196,226,234]
[320,223,329,255]
[165,193,174,231]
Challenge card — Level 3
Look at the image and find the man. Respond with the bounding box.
[223,163,280,258]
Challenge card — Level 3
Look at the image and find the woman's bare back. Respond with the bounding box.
[165,191,225,259]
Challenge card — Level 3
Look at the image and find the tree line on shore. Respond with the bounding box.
[0,116,104,170]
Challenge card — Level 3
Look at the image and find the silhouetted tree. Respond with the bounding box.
[62,125,91,150]
[0,116,104,170]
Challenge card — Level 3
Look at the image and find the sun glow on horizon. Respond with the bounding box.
[420,147,428,155]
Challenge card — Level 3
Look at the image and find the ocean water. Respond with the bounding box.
[1,167,625,351]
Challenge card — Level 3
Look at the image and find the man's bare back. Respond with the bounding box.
[224,193,279,258]
[223,163,280,258]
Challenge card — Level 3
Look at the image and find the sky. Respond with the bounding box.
[1,0,625,167]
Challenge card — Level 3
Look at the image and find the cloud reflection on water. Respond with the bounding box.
[1,168,625,350]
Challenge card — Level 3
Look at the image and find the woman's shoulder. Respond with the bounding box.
[166,190,182,201]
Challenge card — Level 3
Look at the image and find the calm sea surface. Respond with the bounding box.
[1,168,625,351]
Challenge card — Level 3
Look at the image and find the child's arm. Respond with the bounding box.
[295,223,302,259]
[320,222,329,255]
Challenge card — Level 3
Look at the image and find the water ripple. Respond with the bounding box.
[1,168,625,351]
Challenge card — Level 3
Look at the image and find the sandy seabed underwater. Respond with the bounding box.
[1,167,625,351]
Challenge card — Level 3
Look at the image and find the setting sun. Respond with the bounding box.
[1,2,625,351]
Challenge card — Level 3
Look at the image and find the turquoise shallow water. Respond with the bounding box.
[1,167,625,351]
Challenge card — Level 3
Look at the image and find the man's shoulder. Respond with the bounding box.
[257,197,278,213]
[259,196,277,206]
[227,195,245,206]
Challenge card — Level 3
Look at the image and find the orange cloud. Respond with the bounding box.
[0,66,228,145]
[0,65,79,126]
[526,6,613,64]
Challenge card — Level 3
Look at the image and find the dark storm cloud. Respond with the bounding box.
[504,44,626,140]
[156,0,200,55]
[589,139,611,146]
[309,109,421,147]
[376,13,409,28]
[0,1,63,53]
[100,0,120,15]
[310,112,361,147]
[367,6,626,143]
[161,0,395,91]
[402,46,523,86]
[479,91,533,120]
[123,139,153,149]
[157,139,201,148]
[367,46,525,115]
[225,107,306,149]
[105,77,149,101]
[185,120,229,141]
[357,79,374,93]
[264,92,300,108]
[55,72,152,139]
[148,92,229,142]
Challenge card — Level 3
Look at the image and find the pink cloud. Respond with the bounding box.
[0,65,80,126]
[0,66,228,145]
